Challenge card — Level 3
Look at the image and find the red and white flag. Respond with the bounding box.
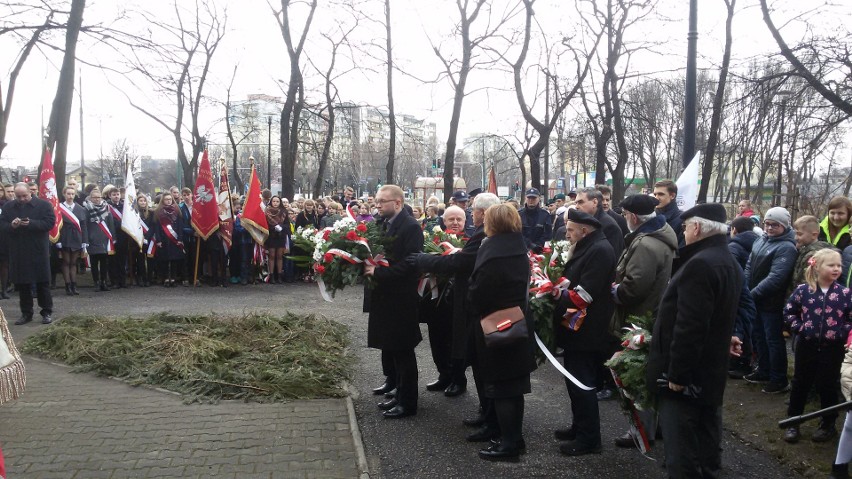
[38,147,62,243]
[241,164,268,245]
[190,149,219,240]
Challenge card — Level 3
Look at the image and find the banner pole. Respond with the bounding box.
[193,239,201,287]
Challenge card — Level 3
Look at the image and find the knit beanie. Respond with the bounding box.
[764,207,791,228]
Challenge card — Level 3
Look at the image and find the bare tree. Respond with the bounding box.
[272,0,317,200]
[43,0,85,189]
[96,138,139,185]
[120,0,226,186]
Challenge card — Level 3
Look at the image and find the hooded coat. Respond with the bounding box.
[610,215,678,334]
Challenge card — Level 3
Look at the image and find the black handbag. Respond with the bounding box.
[480,306,528,348]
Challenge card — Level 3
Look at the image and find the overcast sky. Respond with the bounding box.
[1,0,848,169]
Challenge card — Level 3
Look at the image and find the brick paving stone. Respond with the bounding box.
[0,355,360,478]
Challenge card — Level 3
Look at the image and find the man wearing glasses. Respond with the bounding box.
[0,183,56,325]
[743,207,797,394]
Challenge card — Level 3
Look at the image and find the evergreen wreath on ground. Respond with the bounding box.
[21,312,350,403]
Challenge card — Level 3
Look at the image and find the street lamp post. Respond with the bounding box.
[267,115,272,188]
[773,91,793,207]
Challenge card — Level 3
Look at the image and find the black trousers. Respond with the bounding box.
[787,340,844,424]
[385,348,418,410]
[18,281,52,318]
[563,350,601,447]
[108,242,127,286]
[426,311,453,381]
[90,254,108,283]
[208,247,227,283]
[381,349,397,385]
[659,395,722,479]
[494,395,524,448]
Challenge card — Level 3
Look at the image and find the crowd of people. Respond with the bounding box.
[2,174,852,476]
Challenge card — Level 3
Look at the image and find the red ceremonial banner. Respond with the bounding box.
[487,166,498,195]
[190,149,219,240]
[241,164,268,245]
[38,148,62,243]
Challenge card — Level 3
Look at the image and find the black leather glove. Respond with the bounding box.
[405,253,421,270]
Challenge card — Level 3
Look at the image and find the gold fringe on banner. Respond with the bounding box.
[0,308,26,404]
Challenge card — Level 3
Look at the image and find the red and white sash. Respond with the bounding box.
[108,204,123,222]
[146,240,157,258]
[59,203,81,233]
[140,218,149,235]
[97,221,115,255]
[162,223,184,252]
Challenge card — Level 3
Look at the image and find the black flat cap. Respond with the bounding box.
[451,190,469,202]
[681,203,727,223]
[566,208,601,228]
[468,188,482,197]
[619,194,659,215]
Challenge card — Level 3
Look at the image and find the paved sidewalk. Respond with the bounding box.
[0,357,361,479]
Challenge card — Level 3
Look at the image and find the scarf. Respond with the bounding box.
[266,205,285,227]
[84,200,110,223]
[158,204,179,225]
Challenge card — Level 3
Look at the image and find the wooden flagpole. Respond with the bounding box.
[193,236,201,287]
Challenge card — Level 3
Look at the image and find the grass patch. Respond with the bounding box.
[21,312,351,403]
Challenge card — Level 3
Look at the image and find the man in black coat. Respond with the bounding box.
[553,209,616,456]
[596,184,629,236]
[364,185,423,418]
[0,183,56,324]
[646,203,743,477]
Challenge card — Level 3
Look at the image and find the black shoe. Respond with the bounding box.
[71,283,79,295]
[783,426,800,444]
[377,398,399,411]
[384,388,397,399]
[65,284,73,296]
[831,463,849,479]
[41,314,53,325]
[100,282,110,291]
[478,442,521,462]
[444,382,466,397]
[467,426,500,442]
[372,380,396,395]
[554,426,576,441]
[15,315,32,325]
[0,291,8,300]
[728,367,751,379]
[426,377,451,391]
[762,381,790,394]
[489,438,527,454]
[614,432,651,448]
[463,415,485,428]
[744,372,770,384]
[383,405,416,419]
[596,388,615,401]
[813,425,837,443]
[559,440,602,456]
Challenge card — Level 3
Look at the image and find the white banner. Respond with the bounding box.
[675,152,701,211]
[121,162,145,249]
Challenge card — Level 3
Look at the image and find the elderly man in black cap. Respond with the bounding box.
[646,203,743,477]
[552,209,616,456]
[519,188,551,253]
[610,194,678,449]
[0,182,56,325]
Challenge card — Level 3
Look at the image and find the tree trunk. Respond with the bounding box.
[384,0,396,185]
[699,0,735,203]
[46,0,86,189]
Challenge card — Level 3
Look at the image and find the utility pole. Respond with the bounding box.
[683,0,698,167]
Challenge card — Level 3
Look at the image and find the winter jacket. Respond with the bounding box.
[657,201,684,246]
[646,234,744,407]
[84,201,116,256]
[784,281,852,343]
[728,230,759,270]
[819,216,851,251]
[595,207,625,260]
[790,241,836,294]
[519,206,552,253]
[611,214,678,334]
[744,227,797,312]
[842,245,852,288]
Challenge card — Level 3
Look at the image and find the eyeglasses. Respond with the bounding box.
[375,199,397,205]
[763,222,782,229]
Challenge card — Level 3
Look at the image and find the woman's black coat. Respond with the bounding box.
[467,231,536,384]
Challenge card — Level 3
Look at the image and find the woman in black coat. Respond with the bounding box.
[468,204,535,462]
[552,209,615,456]
[57,185,88,295]
[153,193,186,287]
